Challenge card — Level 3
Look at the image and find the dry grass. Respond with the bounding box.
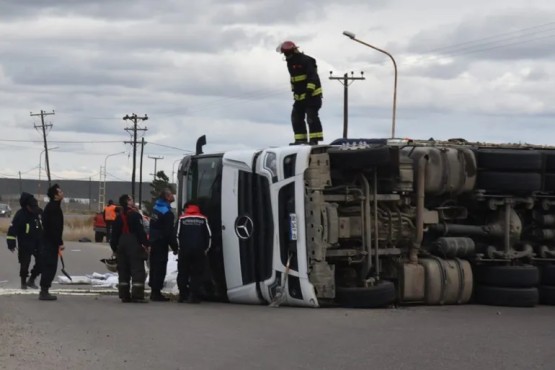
[0,214,95,242]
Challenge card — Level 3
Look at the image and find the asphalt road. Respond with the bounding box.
[1,236,555,370]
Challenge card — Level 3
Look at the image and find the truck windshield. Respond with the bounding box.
[186,156,222,202]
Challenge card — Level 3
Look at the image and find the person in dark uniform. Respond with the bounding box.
[176,201,212,303]
[110,194,150,303]
[148,188,178,302]
[6,192,43,290]
[39,184,65,301]
[277,40,324,145]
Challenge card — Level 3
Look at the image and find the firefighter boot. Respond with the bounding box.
[131,285,148,303]
[26,276,38,289]
[39,288,57,301]
[150,289,170,302]
[20,277,27,290]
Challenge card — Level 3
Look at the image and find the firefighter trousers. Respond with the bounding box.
[39,241,58,290]
[177,249,206,300]
[18,244,41,279]
[148,242,168,292]
[291,98,323,142]
[117,234,147,300]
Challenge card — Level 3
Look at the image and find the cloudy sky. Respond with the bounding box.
[1,0,554,183]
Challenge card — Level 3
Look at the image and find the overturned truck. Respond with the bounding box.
[176,137,555,308]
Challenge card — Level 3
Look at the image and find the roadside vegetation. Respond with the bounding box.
[0,214,95,242]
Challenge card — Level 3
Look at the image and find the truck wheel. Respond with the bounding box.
[474,286,538,307]
[542,151,555,171]
[541,264,555,285]
[543,174,555,192]
[95,232,104,243]
[335,281,396,308]
[474,265,539,288]
[476,171,541,193]
[476,149,542,171]
[539,286,555,305]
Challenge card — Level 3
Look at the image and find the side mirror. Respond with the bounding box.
[196,135,207,155]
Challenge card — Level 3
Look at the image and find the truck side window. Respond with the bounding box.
[278,182,298,271]
[283,154,297,179]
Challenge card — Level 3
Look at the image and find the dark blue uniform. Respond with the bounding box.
[6,193,42,288]
[176,204,211,303]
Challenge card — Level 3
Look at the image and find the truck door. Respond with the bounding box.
[221,153,267,304]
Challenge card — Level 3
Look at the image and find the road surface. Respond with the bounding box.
[1,236,554,370]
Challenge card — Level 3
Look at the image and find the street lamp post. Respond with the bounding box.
[343,30,398,138]
[100,151,125,211]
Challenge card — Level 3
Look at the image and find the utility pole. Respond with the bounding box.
[123,113,148,200]
[329,72,365,138]
[18,171,22,193]
[148,155,164,181]
[31,110,55,185]
[139,137,145,208]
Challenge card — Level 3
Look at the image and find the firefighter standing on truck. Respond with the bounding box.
[110,194,150,303]
[148,188,178,302]
[176,201,211,303]
[277,40,324,145]
[6,192,43,290]
[103,199,117,242]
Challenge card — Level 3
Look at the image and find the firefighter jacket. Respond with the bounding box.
[149,198,178,252]
[6,193,43,250]
[103,204,117,221]
[176,204,212,253]
[287,52,323,102]
[42,199,64,248]
[110,207,150,254]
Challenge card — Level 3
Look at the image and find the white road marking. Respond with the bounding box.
[0,288,118,296]
[71,249,81,252]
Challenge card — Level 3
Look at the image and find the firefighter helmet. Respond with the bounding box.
[100,257,118,273]
[277,40,298,54]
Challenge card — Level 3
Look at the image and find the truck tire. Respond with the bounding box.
[328,146,393,170]
[543,174,555,192]
[473,265,540,288]
[541,264,555,285]
[335,281,396,308]
[475,285,539,307]
[476,149,542,171]
[539,285,555,305]
[476,171,541,193]
[95,231,105,243]
[474,286,539,307]
[542,151,555,171]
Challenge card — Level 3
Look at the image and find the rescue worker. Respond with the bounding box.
[176,201,212,303]
[277,40,324,145]
[110,194,150,303]
[148,188,178,302]
[103,199,117,242]
[6,193,42,290]
[39,184,65,301]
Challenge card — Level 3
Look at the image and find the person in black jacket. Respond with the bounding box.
[176,201,212,303]
[6,192,43,290]
[277,40,324,145]
[148,188,178,302]
[39,184,65,301]
[110,194,150,303]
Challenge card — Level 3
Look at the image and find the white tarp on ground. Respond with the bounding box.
[57,252,179,294]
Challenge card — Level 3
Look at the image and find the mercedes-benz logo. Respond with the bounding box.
[235,215,254,240]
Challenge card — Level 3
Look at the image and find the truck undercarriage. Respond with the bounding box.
[304,139,555,307]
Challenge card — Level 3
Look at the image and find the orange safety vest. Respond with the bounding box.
[104,204,117,221]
